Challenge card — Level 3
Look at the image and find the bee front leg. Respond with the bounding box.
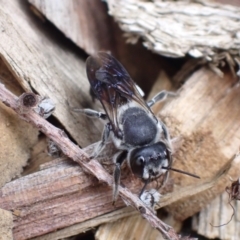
[112,150,128,205]
[90,122,111,159]
[147,90,177,107]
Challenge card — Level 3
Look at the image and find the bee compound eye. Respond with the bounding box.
[137,156,144,165]
[130,155,145,178]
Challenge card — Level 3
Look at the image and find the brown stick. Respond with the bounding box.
[0,83,182,239]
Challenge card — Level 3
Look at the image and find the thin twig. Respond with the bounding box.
[0,83,185,239]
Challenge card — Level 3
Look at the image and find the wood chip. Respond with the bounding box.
[28,0,114,55]
[0,208,13,240]
[0,0,101,147]
[0,59,38,187]
[95,215,164,240]
[106,0,240,58]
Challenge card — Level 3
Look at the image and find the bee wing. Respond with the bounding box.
[86,52,153,137]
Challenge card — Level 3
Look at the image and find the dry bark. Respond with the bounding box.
[106,0,240,58]
[106,0,240,83]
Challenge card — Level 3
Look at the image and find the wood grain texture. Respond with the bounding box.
[0,209,13,240]
[0,58,39,187]
[28,0,173,97]
[192,155,240,239]
[22,136,54,176]
[193,183,240,239]
[0,0,101,147]
[0,146,143,240]
[95,215,164,240]
[160,69,240,220]
[106,0,240,58]
[28,0,114,55]
[31,207,136,240]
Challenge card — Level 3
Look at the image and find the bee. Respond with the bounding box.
[77,52,199,204]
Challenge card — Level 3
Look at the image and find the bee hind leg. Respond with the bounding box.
[90,122,111,159]
[147,90,177,107]
[112,150,128,205]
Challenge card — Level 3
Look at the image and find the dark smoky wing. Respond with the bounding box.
[86,53,119,134]
[86,52,152,131]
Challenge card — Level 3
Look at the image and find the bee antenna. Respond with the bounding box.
[162,166,200,179]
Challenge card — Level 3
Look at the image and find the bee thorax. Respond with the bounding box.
[120,107,158,146]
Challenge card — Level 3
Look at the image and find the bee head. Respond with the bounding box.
[128,142,171,181]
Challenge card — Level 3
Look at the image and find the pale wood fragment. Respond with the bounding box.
[106,0,240,58]
[0,101,38,187]
[29,0,170,95]
[28,0,114,55]
[147,70,175,114]
[0,209,13,240]
[95,215,164,240]
[160,69,240,220]
[192,154,240,240]
[0,0,101,147]
[22,136,53,176]
[0,59,38,187]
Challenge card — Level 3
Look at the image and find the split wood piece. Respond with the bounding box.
[0,208,13,240]
[0,0,101,147]
[22,136,54,176]
[192,154,240,239]
[26,154,229,240]
[0,58,39,187]
[28,0,169,95]
[159,69,240,220]
[106,0,240,58]
[31,207,136,240]
[0,84,181,240]
[193,192,240,239]
[28,0,114,56]
[95,215,164,240]
[147,70,175,114]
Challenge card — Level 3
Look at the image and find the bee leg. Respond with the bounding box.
[71,108,107,120]
[112,150,128,205]
[147,90,177,107]
[162,122,170,142]
[90,122,111,159]
[161,122,173,151]
[140,189,161,210]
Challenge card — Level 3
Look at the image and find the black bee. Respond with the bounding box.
[78,52,199,203]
